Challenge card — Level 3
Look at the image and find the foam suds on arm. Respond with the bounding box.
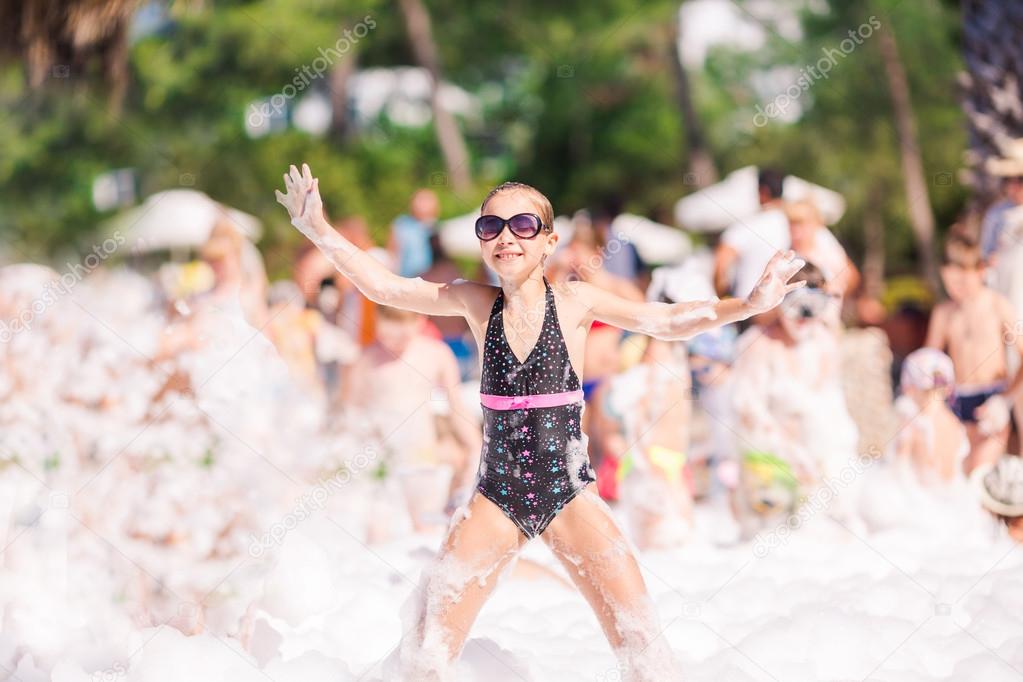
[629,299,720,340]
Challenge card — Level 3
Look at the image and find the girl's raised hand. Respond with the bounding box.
[746,250,806,313]
[275,163,326,241]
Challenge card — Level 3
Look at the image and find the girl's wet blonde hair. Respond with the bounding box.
[481,181,554,232]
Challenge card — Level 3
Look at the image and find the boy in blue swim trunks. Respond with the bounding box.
[926,232,1023,474]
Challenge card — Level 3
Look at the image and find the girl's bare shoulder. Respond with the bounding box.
[549,279,596,327]
[447,278,499,320]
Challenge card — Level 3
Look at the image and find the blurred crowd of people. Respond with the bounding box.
[181,158,1023,550]
[3,153,1023,670]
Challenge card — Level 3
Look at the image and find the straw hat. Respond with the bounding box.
[971,455,1023,517]
[985,139,1023,178]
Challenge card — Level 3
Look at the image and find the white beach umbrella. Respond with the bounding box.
[609,213,691,265]
[106,189,262,253]
[646,248,716,303]
[436,211,479,259]
[673,165,847,232]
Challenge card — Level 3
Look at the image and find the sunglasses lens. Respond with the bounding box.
[509,213,542,238]
[475,216,504,240]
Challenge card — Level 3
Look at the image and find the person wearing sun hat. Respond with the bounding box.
[972,454,1023,542]
[980,138,1023,264]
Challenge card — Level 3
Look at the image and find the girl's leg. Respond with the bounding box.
[398,490,528,680]
[541,483,684,682]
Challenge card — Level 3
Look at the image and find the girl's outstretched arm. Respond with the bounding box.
[276,163,474,316]
[575,250,806,341]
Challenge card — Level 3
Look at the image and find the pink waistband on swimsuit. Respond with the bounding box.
[479,390,585,410]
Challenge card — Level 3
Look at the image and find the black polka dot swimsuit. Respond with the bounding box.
[475,276,597,539]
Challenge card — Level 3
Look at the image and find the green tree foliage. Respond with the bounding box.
[698,0,965,274]
[0,0,965,279]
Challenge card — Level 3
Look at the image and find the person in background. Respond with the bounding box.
[972,454,1023,543]
[643,258,730,502]
[389,188,439,278]
[980,139,1023,266]
[926,232,1023,473]
[339,304,481,531]
[687,326,739,501]
[293,241,336,311]
[892,348,969,485]
[590,205,643,281]
[785,199,860,300]
[714,167,791,300]
[545,224,645,478]
[422,232,477,381]
[730,262,859,538]
[983,145,1023,449]
[199,219,268,329]
[595,336,694,550]
[265,280,326,397]
[333,216,392,348]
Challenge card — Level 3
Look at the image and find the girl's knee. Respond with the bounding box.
[423,548,505,603]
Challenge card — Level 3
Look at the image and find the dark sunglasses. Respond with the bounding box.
[475,213,548,241]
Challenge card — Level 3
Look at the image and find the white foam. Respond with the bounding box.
[2,263,1021,682]
[630,300,719,339]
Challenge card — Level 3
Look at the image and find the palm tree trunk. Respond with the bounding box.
[103,20,130,116]
[876,20,939,292]
[329,41,358,140]
[398,0,472,194]
[862,184,885,300]
[669,6,717,189]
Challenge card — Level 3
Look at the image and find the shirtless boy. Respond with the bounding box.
[926,233,1023,473]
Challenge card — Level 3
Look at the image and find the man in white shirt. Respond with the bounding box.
[713,168,791,299]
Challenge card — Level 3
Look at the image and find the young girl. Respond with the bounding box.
[276,163,804,680]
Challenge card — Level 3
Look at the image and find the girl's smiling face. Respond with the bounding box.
[479,190,557,279]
